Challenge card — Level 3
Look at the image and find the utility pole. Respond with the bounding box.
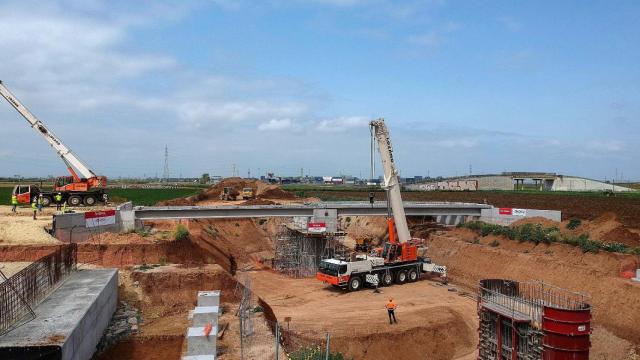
[248,169,251,179]
[232,163,237,177]
[469,164,472,176]
[163,145,169,182]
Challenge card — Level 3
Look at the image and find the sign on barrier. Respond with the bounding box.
[85,209,116,228]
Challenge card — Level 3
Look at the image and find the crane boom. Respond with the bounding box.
[0,80,97,180]
[370,118,411,243]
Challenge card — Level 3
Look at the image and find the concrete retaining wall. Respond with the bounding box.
[53,203,135,243]
[551,176,634,192]
[480,208,561,226]
[0,269,118,360]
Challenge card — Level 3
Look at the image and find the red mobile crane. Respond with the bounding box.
[1,81,108,206]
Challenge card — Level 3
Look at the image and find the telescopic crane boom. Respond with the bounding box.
[0,80,97,180]
[369,118,411,243]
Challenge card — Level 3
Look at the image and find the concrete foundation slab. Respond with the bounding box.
[187,326,218,356]
[192,306,220,327]
[0,269,118,360]
[197,291,220,307]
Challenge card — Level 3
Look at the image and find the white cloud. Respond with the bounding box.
[587,140,625,152]
[315,116,370,132]
[258,118,295,131]
[497,16,522,31]
[433,137,479,148]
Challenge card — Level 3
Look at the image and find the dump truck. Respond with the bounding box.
[241,187,255,200]
[219,187,238,201]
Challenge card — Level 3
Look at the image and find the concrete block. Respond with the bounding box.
[197,291,220,307]
[192,306,220,327]
[183,355,216,360]
[187,326,218,356]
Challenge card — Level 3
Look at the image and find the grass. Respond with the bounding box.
[173,224,189,241]
[459,221,640,255]
[0,186,202,206]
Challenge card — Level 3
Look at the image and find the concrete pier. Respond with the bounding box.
[0,269,118,360]
[192,306,220,327]
[197,291,220,307]
[186,326,218,356]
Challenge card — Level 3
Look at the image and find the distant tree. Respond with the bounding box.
[200,173,210,184]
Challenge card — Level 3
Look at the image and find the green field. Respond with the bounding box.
[0,187,203,206]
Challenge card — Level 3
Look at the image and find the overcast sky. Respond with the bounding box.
[1,0,638,180]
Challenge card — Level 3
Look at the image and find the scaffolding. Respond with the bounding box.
[274,224,348,278]
[477,279,591,360]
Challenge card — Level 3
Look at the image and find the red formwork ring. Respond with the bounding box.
[542,305,591,359]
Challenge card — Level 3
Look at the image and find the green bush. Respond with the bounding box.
[576,234,600,253]
[567,218,582,230]
[174,224,189,241]
[289,347,352,360]
[602,242,628,253]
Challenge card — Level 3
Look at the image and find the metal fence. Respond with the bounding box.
[235,273,339,360]
[0,244,77,335]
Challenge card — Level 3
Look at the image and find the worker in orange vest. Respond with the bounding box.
[385,298,397,324]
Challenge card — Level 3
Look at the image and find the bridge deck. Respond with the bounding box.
[133,201,492,220]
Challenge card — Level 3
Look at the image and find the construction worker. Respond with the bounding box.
[37,194,44,213]
[11,194,18,213]
[386,298,397,324]
[31,200,38,220]
[55,193,63,211]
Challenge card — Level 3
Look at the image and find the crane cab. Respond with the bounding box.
[12,184,40,204]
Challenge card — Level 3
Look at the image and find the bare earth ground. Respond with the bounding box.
[246,270,478,360]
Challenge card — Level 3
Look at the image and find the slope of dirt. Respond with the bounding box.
[428,227,640,356]
[186,218,285,271]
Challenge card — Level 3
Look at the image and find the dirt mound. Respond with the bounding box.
[241,199,276,205]
[156,178,296,206]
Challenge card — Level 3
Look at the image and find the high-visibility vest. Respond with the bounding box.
[55,194,62,202]
[11,195,18,205]
[386,301,397,310]
[31,202,37,210]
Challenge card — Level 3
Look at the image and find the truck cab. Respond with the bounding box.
[12,184,41,204]
[241,187,254,200]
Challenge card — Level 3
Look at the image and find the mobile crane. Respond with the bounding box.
[0,81,108,207]
[316,119,446,291]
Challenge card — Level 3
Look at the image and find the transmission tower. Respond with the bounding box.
[163,145,170,182]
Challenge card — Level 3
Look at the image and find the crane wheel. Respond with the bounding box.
[408,268,418,282]
[348,276,362,292]
[83,196,97,206]
[68,196,82,206]
[381,272,393,286]
[41,196,52,207]
[395,270,407,284]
